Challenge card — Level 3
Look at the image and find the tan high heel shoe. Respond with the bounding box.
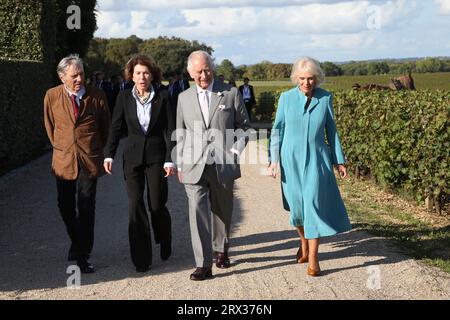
[296,248,309,264]
[307,265,321,277]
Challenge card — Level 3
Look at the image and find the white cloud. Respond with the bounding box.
[434,0,450,14]
[98,0,358,11]
[94,0,446,64]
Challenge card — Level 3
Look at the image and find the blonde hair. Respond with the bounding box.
[290,57,325,87]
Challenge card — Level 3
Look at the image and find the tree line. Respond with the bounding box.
[84,35,212,80]
[84,36,450,81]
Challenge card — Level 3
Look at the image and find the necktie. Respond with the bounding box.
[70,94,79,120]
[199,91,209,126]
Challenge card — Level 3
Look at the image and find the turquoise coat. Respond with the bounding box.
[270,87,351,239]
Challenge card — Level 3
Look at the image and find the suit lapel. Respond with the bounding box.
[207,82,224,126]
[147,91,161,134]
[126,92,141,133]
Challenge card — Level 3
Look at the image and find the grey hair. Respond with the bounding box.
[57,54,84,77]
[290,57,325,87]
[187,50,215,73]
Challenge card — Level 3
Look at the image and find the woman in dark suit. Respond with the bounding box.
[103,55,175,272]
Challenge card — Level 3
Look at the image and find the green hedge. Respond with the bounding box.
[0,0,43,60]
[0,0,55,174]
[0,60,51,173]
[265,88,449,212]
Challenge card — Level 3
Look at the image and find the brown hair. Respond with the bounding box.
[124,54,162,83]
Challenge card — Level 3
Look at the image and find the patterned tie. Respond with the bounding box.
[199,90,209,126]
[70,94,79,120]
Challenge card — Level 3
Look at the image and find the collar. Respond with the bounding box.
[132,84,155,105]
[196,80,214,94]
[64,85,86,99]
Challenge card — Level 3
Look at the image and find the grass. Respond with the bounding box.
[338,175,450,273]
[236,72,450,91]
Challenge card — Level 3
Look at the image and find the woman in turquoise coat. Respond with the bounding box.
[268,57,351,276]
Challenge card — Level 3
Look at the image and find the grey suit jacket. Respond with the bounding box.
[174,81,251,184]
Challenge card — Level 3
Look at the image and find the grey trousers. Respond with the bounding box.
[184,165,234,268]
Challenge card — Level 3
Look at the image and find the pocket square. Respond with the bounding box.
[218,105,226,110]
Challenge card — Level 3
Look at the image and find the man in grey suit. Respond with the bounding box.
[174,51,251,281]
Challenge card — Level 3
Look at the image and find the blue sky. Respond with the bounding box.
[94,0,450,65]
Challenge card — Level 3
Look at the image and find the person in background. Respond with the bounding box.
[238,77,256,122]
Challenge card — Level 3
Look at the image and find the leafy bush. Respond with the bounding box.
[0,0,55,175]
[334,90,449,212]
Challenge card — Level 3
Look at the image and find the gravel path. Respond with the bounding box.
[0,140,449,300]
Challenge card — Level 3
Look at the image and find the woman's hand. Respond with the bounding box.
[164,166,176,177]
[104,160,113,175]
[267,162,279,178]
[337,164,347,179]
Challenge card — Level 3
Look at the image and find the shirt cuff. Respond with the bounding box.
[104,158,114,163]
[230,148,240,156]
[163,162,174,168]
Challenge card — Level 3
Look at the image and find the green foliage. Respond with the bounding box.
[367,61,390,75]
[416,58,444,73]
[0,61,51,174]
[0,0,44,61]
[216,59,236,80]
[0,0,55,175]
[322,73,450,91]
[333,90,449,207]
[321,61,343,76]
[105,35,143,72]
[85,36,213,79]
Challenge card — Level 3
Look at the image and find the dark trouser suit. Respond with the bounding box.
[56,167,97,262]
[124,162,171,268]
[244,100,253,122]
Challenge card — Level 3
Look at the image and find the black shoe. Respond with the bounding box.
[215,252,231,269]
[68,253,77,261]
[136,265,150,273]
[190,267,213,281]
[77,260,95,273]
[160,239,172,261]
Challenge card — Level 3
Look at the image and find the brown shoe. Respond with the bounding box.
[296,248,308,264]
[307,265,321,277]
[215,252,231,269]
[190,267,213,281]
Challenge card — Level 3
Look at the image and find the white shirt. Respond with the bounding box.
[242,85,251,100]
[64,85,86,105]
[196,81,214,126]
[132,85,155,133]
